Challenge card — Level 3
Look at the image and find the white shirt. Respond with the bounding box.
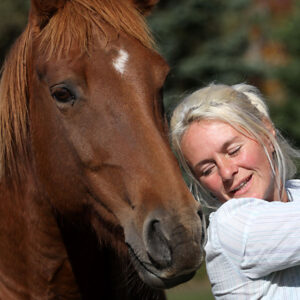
[205,180,300,299]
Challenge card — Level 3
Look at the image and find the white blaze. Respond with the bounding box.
[113,49,129,74]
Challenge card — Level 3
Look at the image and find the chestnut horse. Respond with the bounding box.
[0,0,204,299]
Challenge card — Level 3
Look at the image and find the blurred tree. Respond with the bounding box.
[148,0,300,150]
[0,0,29,65]
[270,0,300,147]
[148,0,268,113]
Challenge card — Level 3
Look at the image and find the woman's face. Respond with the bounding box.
[181,120,284,203]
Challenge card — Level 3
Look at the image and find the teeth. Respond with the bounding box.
[232,179,248,193]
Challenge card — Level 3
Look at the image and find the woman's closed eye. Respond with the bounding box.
[228,145,241,157]
[200,165,215,177]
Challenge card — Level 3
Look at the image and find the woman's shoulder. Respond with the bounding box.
[206,198,261,261]
[210,197,264,222]
[208,197,264,242]
[286,179,300,188]
[286,179,300,201]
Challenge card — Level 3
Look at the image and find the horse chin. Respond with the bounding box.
[127,245,197,289]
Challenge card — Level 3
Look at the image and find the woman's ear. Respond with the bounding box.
[262,118,276,152]
[30,0,66,29]
[262,118,276,137]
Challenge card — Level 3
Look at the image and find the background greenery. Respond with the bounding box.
[1,0,299,299]
[148,0,300,150]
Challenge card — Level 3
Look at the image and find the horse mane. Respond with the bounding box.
[0,25,31,181]
[0,0,154,180]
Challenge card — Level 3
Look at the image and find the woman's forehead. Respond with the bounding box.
[181,121,241,163]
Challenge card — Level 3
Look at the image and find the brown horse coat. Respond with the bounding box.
[0,0,204,299]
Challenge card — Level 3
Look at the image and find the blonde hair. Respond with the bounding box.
[170,83,300,210]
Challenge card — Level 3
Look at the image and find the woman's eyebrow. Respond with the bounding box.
[195,158,214,169]
[221,136,240,151]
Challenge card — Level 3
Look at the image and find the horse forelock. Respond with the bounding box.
[37,0,155,60]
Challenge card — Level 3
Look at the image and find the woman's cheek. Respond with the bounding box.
[241,142,265,167]
[200,175,221,194]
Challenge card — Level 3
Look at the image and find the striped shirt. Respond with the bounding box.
[205,179,300,299]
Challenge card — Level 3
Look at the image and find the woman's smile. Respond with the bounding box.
[229,174,253,197]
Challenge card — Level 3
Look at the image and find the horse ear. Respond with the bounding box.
[30,0,66,28]
[133,0,160,15]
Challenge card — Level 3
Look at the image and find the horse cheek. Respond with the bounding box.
[30,79,88,218]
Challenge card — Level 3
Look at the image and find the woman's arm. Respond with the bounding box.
[214,196,300,279]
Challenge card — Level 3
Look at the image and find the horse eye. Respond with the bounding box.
[51,87,75,104]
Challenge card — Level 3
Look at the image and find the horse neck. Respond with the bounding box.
[0,175,80,299]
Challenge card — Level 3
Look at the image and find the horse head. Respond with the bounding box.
[0,0,204,293]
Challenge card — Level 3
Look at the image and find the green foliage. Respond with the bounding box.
[148,0,266,112]
[167,288,214,300]
[275,2,300,56]
[147,0,300,149]
[270,0,300,147]
[166,264,214,300]
[0,0,29,65]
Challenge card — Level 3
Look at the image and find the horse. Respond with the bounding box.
[0,0,204,299]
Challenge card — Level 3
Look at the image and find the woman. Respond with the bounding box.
[170,83,300,299]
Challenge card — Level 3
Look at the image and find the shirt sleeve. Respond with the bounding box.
[214,197,300,279]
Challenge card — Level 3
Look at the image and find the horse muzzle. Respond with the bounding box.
[124,207,205,289]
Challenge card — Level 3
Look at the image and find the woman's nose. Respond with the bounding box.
[218,158,238,181]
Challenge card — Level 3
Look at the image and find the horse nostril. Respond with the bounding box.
[145,219,172,270]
